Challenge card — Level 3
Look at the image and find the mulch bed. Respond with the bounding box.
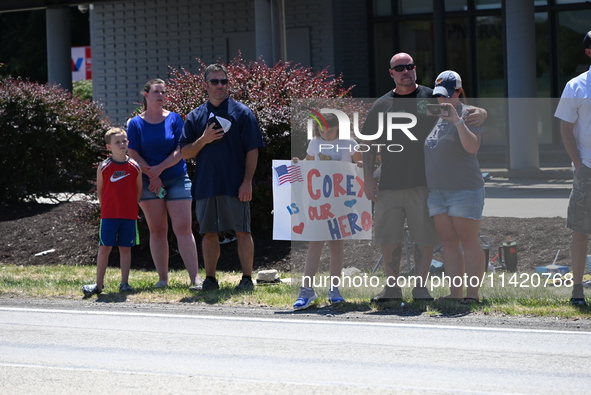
[0,201,572,274]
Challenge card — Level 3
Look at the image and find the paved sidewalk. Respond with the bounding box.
[482,169,572,218]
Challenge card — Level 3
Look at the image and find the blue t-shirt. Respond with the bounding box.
[127,112,187,181]
[179,98,264,199]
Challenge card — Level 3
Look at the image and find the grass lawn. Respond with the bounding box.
[0,264,590,319]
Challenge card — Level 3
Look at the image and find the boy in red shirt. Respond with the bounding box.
[83,128,142,297]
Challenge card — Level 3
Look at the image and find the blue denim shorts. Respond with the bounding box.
[140,174,192,202]
[427,187,485,220]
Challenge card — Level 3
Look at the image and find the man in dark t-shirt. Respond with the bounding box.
[362,52,486,302]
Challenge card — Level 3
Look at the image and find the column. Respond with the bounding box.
[255,0,273,63]
[46,7,72,91]
[505,0,539,170]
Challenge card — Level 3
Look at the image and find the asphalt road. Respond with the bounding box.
[1,302,590,394]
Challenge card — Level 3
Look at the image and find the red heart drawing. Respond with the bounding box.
[293,222,304,234]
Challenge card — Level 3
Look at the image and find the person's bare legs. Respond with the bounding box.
[139,199,169,284]
[96,245,111,290]
[415,245,434,288]
[433,213,464,299]
[202,232,220,278]
[381,243,402,285]
[452,216,484,300]
[571,230,588,299]
[119,246,132,285]
[327,239,345,290]
[235,231,254,277]
[303,241,324,288]
[167,199,201,285]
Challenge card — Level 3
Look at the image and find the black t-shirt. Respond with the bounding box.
[361,85,435,190]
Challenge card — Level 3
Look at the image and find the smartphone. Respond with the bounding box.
[156,186,167,199]
[207,117,224,131]
[426,104,449,117]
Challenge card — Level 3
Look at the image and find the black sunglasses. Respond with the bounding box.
[207,78,229,85]
[390,63,415,72]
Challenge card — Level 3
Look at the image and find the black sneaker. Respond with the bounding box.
[189,277,204,291]
[371,285,402,303]
[202,277,220,291]
[119,282,134,293]
[571,297,587,307]
[235,277,254,291]
[412,286,434,301]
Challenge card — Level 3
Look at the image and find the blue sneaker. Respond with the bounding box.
[293,287,317,310]
[328,287,345,304]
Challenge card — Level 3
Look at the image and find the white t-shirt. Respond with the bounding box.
[307,137,358,162]
[555,65,591,168]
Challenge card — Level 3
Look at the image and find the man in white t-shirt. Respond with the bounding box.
[555,30,591,306]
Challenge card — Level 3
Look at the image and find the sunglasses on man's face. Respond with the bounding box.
[207,78,229,85]
[390,63,415,72]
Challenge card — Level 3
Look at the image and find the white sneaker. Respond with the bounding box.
[154,280,168,288]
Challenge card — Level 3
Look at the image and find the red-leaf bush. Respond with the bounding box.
[166,54,355,232]
[0,77,108,203]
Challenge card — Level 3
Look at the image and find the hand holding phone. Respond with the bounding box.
[156,186,167,199]
[426,104,449,117]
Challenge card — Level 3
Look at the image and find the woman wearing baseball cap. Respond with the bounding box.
[424,70,486,304]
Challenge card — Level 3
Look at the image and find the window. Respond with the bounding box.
[557,9,591,90]
[445,0,468,12]
[475,0,501,10]
[373,0,391,17]
[398,20,435,86]
[476,15,504,97]
[372,23,394,94]
[399,0,433,14]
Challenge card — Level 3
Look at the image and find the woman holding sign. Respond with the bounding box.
[424,70,485,304]
[292,113,363,310]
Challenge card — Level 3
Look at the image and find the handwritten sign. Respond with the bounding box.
[272,160,372,241]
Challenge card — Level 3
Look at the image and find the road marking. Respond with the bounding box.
[1,306,589,335]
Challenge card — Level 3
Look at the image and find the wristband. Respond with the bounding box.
[453,118,464,126]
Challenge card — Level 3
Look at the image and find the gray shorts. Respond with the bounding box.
[567,165,591,234]
[373,187,439,247]
[195,195,251,234]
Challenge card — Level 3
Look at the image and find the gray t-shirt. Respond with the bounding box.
[424,104,484,190]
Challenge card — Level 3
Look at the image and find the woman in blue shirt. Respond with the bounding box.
[128,79,203,290]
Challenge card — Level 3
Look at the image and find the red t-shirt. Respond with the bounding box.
[99,157,141,220]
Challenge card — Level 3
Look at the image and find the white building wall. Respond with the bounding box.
[91,0,367,124]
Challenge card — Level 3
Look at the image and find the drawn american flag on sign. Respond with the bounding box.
[274,164,304,185]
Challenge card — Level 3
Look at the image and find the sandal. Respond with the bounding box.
[436,295,459,302]
[459,297,480,305]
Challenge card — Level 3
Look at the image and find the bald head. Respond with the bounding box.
[389,52,414,67]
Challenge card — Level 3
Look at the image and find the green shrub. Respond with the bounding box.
[0,77,109,203]
[72,79,93,101]
[166,55,354,232]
